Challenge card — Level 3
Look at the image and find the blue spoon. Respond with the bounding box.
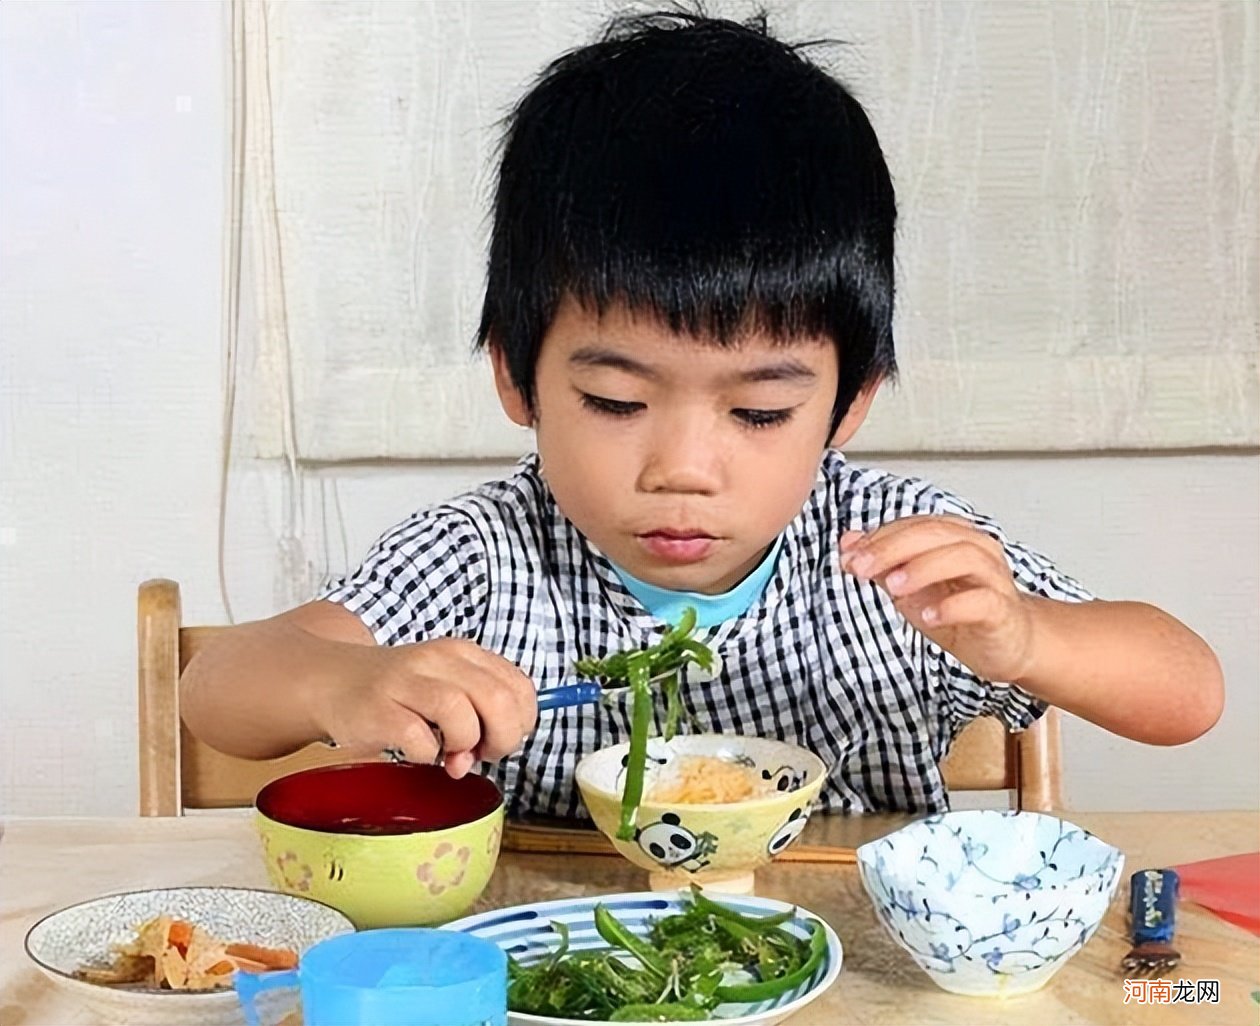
[535,681,607,711]
[536,654,723,712]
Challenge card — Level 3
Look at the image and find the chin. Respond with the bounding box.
[642,563,733,595]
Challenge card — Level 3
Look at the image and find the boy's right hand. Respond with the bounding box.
[310,637,538,780]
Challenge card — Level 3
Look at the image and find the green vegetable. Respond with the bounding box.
[609,1003,710,1022]
[619,652,654,840]
[688,887,796,930]
[573,607,714,839]
[714,920,827,1003]
[595,903,667,979]
[505,889,828,1021]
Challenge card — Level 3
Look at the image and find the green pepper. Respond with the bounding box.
[616,651,653,840]
[667,605,698,640]
[714,920,827,1003]
[686,885,796,930]
[678,637,713,669]
[573,608,714,841]
[507,894,831,1020]
[662,676,683,741]
[594,904,668,979]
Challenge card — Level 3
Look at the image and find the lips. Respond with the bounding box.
[637,529,717,565]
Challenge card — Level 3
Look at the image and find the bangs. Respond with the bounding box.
[478,11,897,423]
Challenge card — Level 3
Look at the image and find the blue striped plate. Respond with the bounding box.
[444,890,843,1026]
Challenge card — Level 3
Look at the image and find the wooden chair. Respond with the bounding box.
[138,578,1062,816]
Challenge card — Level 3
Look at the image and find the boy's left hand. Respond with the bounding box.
[840,515,1037,683]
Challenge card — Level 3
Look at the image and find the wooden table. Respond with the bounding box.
[1,812,1255,1025]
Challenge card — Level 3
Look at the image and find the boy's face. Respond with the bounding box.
[495,297,865,594]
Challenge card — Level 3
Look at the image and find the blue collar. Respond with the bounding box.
[608,537,784,629]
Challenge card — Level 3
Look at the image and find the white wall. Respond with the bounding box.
[2,1,1256,816]
[1,0,229,815]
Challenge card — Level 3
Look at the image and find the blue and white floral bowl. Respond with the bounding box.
[856,810,1124,997]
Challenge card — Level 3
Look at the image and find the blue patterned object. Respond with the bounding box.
[1129,868,1179,945]
[444,891,843,1026]
[856,810,1124,997]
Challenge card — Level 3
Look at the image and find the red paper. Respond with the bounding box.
[1171,852,1260,937]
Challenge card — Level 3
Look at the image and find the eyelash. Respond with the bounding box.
[580,394,643,417]
[579,394,794,430]
[733,408,793,429]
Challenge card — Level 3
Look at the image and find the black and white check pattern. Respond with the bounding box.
[320,453,1093,819]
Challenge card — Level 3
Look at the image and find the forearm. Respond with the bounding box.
[1013,597,1224,745]
[179,619,358,760]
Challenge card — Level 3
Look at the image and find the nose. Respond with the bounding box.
[635,411,723,496]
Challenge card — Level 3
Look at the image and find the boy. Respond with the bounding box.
[182,11,1222,819]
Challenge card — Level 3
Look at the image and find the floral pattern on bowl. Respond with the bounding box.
[857,810,1124,997]
[254,762,505,928]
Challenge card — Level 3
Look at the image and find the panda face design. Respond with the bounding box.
[633,813,719,869]
[634,812,699,867]
[761,764,807,793]
[767,807,808,856]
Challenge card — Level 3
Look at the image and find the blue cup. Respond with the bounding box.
[235,928,507,1026]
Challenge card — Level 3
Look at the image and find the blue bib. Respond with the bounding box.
[609,536,783,628]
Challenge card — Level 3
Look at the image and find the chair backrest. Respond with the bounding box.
[138,578,1062,815]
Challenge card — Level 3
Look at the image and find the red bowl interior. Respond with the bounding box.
[255,762,502,835]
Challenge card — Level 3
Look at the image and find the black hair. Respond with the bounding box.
[476,8,897,435]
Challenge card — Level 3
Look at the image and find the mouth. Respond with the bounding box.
[636,529,718,565]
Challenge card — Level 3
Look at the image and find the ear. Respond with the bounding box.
[490,342,533,428]
[828,377,883,449]
[662,812,681,826]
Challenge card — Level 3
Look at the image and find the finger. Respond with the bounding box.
[429,638,537,734]
[854,513,978,545]
[396,687,483,756]
[842,514,984,562]
[844,518,1003,580]
[331,699,432,759]
[880,542,1008,600]
[457,644,539,734]
[921,587,1006,629]
[332,733,393,759]
[839,530,865,552]
[443,749,477,780]
[891,580,953,625]
[386,710,443,765]
[463,680,532,761]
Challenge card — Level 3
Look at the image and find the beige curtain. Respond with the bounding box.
[232,0,1259,461]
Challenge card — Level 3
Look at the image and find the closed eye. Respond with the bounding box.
[733,408,794,429]
[580,393,644,417]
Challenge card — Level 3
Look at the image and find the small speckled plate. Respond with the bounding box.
[24,886,354,1026]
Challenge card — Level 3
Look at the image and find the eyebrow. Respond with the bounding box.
[568,346,818,385]
[569,347,659,380]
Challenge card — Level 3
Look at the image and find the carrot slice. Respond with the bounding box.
[225,943,298,970]
[227,956,269,973]
[168,919,194,955]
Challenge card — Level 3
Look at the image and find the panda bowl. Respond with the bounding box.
[574,734,827,893]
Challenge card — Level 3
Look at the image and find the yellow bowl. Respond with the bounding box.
[575,734,826,890]
[254,762,504,929]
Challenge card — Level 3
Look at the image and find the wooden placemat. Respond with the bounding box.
[502,820,857,864]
